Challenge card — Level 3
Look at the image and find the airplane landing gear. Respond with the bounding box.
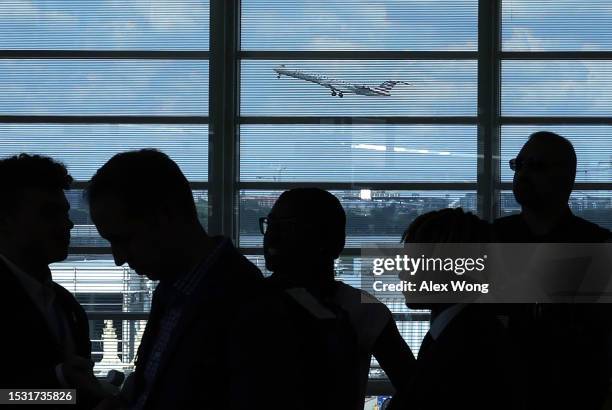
[339,92,344,98]
[277,74,281,79]
[331,90,337,96]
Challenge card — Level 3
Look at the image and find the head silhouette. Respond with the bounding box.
[401,208,489,244]
[263,188,345,278]
[512,131,576,213]
[87,149,201,280]
[0,154,74,268]
[400,208,489,310]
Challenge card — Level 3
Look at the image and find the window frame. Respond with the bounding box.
[7,0,612,385]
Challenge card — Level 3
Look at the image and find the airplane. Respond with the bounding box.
[273,65,410,97]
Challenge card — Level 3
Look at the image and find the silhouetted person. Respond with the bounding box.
[0,154,106,409]
[254,188,414,410]
[495,131,609,243]
[494,131,611,409]
[86,150,263,410]
[389,208,514,410]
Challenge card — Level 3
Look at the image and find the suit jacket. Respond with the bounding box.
[493,211,612,409]
[0,258,92,408]
[129,238,263,410]
[388,305,515,410]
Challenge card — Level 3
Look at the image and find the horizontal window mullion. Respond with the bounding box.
[86,311,428,322]
[239,182,476,190]
[502,52,612,60]
[242,247,371,257]
[502,117,612,126]
[68,247,111,255]
[498,182,612,191]
[0,116,209,125]
[0,50,209,60]
[87,312,149,320]
[240,51,477,60]
[70,181,208,190]
[240,117,477,125]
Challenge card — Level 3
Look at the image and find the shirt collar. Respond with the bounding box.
[171,236,231,296]
[428,303,466,341]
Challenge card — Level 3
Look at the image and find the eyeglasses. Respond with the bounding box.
[509,157,568,172]
[258,216,299,235]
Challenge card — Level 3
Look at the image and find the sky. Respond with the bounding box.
[0,0,611,184]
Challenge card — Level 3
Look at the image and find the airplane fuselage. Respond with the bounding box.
[274,66,399,97]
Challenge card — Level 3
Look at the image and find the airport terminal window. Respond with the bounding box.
[499,0,612,227]
[239,0,479,380]
[4,0,612,388]
[238,0,479,249]
[1,0,210,377]
[502,0,612,51]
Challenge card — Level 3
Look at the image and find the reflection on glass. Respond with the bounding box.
[241,125,477,182]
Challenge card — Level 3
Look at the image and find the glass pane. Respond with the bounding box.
[0,124,208,181]
[242,0,477,51]
[241,60,476,116]
[0,60,208,115]
[240,124,476,182]
[64,190,208,247]
[502,0,612,51]
[499,190,612,231]
[0,0,209,50]
[239,190,477,248]
[52,255,154,313]
[501,126,612,183]
[88,318,147,377]
[502,61,612,117]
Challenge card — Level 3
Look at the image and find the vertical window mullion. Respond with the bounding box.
[209,0,240,238]
[477,0,502,221]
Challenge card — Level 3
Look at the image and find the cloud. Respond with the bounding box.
[106,0,208,30]
[0,0,77,23]
[504,28,545,51]
[242,0,476,51]
[0,0,38,18]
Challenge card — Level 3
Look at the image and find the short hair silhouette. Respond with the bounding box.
[86,149,197,222]
[528,131,577,181]
[401,208,489,244]
[0,153,72,214]
[275,188,346,258]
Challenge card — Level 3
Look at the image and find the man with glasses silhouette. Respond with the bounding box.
[496,131,609,243]
[494,131,611,410]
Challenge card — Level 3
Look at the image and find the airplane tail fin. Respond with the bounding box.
[377,80,410,91]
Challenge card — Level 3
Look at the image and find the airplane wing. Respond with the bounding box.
[377,80,410,91]
[316,78,345,95]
